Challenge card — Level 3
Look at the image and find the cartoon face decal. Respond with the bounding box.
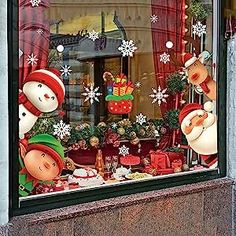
[23,81,59,112]
[186,60,208,85]
[19,104,38,138]
[23,149,60,181]
[180,109,217,155]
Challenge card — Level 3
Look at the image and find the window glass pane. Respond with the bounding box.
[18,0,218,199]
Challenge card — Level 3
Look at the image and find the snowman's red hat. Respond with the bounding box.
[183,53,198,68]
[23,68,65,106]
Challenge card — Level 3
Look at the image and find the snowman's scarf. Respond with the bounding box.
[19,92,42,116]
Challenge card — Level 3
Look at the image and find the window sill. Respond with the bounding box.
[12,177,233,224]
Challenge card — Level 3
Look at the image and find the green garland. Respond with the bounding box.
[190,0,212,21]
[166,72,187,95]
[29,116,169,149]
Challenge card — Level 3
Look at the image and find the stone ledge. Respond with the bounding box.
[9,178,234,226]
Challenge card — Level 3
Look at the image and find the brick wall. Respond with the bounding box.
[0,0,9,226]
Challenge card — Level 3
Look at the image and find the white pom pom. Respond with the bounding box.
[204,101,214,112]
[166,41,173,49]
[57,45,64,53]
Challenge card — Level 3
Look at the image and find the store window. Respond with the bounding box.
[12,0,226,212]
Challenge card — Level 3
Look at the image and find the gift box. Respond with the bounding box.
[150,150,171,169]
[171,159,183,169]
[113,82,126,96]
[156,168,174,175]
[166,152,185,164]
[115,74,127,84]
[125,81,134,95]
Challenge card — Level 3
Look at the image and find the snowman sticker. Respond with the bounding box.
[19,68,65,139]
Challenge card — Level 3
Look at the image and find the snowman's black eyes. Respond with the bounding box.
[38,84,42,88]
[22,112,26,116]
[51,96,55,100]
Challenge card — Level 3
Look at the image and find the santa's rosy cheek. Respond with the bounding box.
[184,126,193,135]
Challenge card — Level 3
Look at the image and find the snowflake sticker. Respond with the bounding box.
[135,81,142,89]
[192,21,207,37]
[149,86,169,106]
[82,84,102,105]
[53,120,71,140]
[136,113,147,125]
[60,65,72,77]
[160,52,170,64]
[41,119,48,125]
[118,40,137,57]
[36,29,44,35]
[27,53,38,66]
[88,30,99,41]
[19,49,23,58]
[119,145,129,157]
[111,123,117,129]
[30,0,41,7]
[150,15,158,23]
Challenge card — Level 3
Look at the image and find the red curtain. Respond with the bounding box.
[151,0,186,115]
[19,0,50,89]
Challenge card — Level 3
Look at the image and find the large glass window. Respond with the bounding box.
[17,0,222,203]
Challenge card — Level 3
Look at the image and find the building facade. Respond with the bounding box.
[1,0,236,235]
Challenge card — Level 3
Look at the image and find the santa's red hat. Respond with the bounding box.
[23,68,65,106]
[183,53,198,68]
[179,101,214,132]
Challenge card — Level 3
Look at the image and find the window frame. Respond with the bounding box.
[8,0,227,216]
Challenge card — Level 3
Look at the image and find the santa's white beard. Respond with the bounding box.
[186,119,217,155]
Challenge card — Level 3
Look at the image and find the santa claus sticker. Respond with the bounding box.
[19,68,65,139]
[179,101,217,156]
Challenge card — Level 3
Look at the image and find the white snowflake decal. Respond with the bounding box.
[192,21,207,37]
[82,85,102,105]
[135,81,142,89]
[160,52,170,64]
[149,86,169,106]
[36,29,44,34]
[41,119,48,125]
[136,113,147,125]
[88,30,99,41]
[30,0,41,7]
[53,120,71,140]
[27,53,38,66]
[60,65,72,77]
[111,123,117,129]
[150,15,158,23]
[19,49,23,58]
[118,40,137,57]
[119,145,129,157]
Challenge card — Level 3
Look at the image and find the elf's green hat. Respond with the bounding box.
[27,134,65,173]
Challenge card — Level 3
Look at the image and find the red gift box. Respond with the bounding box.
[171,159,183,169]
[166,152,185,164]
[156,168,174,175]
[150,150,171,169]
